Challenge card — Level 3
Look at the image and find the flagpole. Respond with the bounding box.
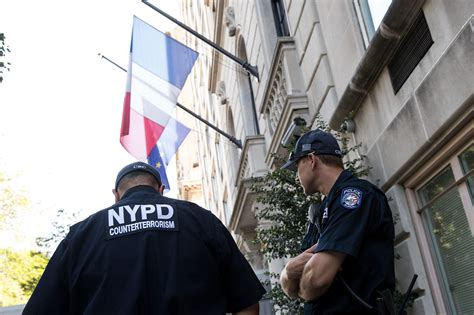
[174,101,242,149]
[100,54,243,149]
[99,53,126,72]
[141,0,259,81]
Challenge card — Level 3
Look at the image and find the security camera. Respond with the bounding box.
[281,117,306,146]
[341,119,356,133]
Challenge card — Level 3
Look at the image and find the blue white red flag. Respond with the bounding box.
[121,16,198,189]
[147,145,170,190]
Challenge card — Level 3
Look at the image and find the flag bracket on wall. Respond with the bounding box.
[142,0,259,81]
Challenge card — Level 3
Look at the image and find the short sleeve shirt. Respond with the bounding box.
[302,171,395,314]
[23,186,266,315]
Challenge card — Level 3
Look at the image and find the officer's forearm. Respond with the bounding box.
[280,247,317,298]
[299,265,330,301]
[298,251,345,301]
[280,267,300,298]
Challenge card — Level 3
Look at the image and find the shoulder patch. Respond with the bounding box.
[340,188,363,209]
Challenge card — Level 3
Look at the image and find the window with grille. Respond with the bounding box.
[271,0,290,37]
[388,10,433,93]
[416,143,474,314]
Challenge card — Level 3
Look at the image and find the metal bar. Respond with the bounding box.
[99,54,126,72]
[100,53,243,149]
[176,102,242,149]
[398,274,418,315]
[141,0,259,80]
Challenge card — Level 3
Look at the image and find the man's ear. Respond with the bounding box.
[159,184,165,195]
[112,189,121,202]
[309,153,318,169]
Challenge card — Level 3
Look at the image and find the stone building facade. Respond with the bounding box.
[178,0,473,314]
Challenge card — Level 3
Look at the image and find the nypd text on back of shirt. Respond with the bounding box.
[106,203,179,239]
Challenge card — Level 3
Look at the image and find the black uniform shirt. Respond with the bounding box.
[301,170,395,315]
[24,186,266,315]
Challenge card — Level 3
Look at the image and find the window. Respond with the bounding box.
[237,37,259,135]
[354,0,392,46]
[214,139,221,171]
[223,197,230,226]
[459,145,474,202]
[416,143,474,314]
[211,165,217,198]
[271,0,290,37]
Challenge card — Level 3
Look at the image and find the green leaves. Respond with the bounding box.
[252,167,317,259]
[0,33,11,83]
[0,249,49,306]
[0,172,30,230]
[36,208,81,255]
[0,171,49,306]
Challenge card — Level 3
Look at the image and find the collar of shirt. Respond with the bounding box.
[121,185,159,199]
[324,170,354,204]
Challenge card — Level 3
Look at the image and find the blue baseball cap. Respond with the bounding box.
[115,162,162,190]
[281,129,342,171]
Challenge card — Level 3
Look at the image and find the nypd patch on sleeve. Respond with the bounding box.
[340,188,363,210]
[106,203,179,239]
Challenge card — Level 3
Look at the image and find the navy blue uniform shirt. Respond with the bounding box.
[23,186,266,315]
[301,170,395,315]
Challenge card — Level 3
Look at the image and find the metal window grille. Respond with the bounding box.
[388,10,433,94]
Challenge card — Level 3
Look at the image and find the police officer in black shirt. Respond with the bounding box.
[279,129,395,314]
[24,161,266,315]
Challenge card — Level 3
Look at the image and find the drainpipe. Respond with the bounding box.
[329,0,426,130]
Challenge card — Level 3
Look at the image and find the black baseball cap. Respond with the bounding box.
[115,161,162,190]
[281,129,342,171]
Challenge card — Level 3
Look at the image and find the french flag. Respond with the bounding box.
[121,17,198,188]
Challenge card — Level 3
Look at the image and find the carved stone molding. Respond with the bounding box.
[230,136,266,234]
[224,6,236,37]
[235,135,267,187]
[260,38,309,168]
[216,80,228,104]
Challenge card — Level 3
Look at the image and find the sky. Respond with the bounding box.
[0,0,181,249]
[368,0,392,29]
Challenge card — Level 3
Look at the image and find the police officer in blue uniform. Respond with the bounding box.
[24,162,266,315]
[279,129,395,314]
